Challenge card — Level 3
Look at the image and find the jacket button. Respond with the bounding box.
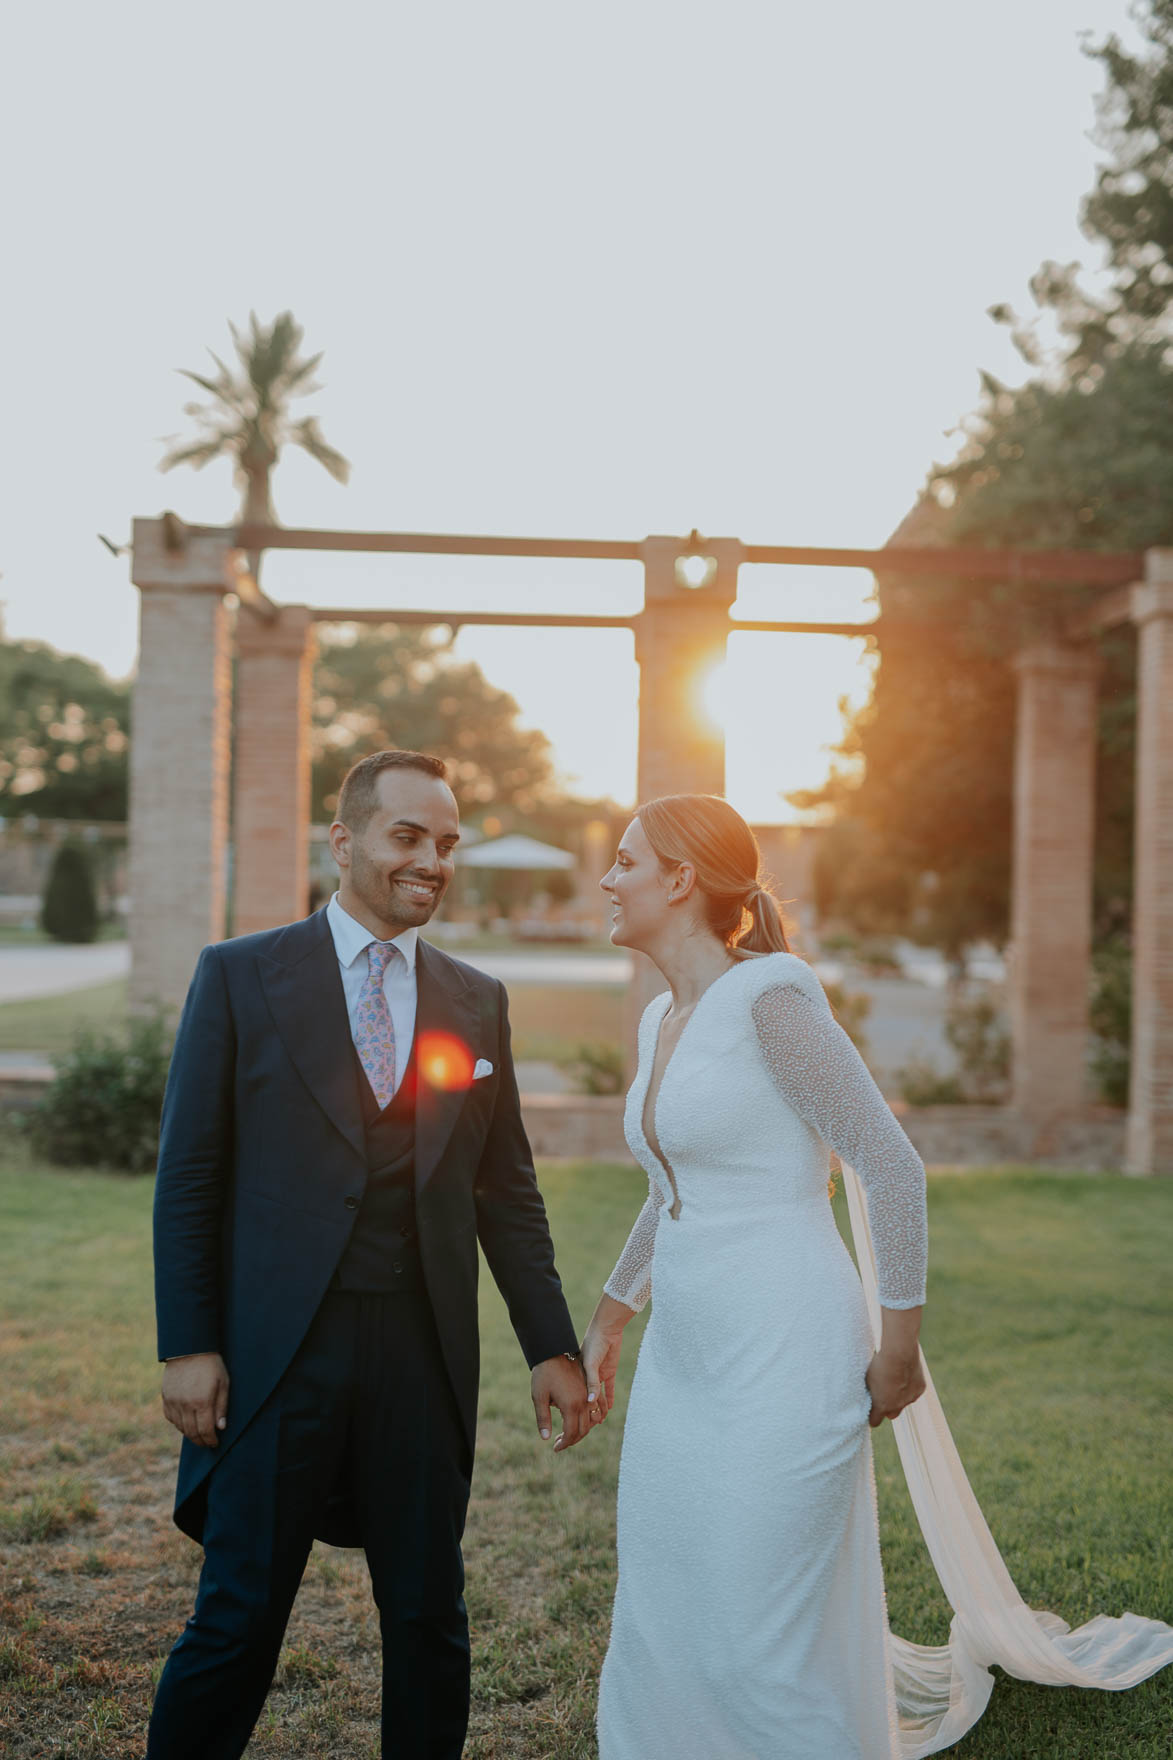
[392,1261,403,1274]
[400,1225,414,1240]
[344,1195,360,1211]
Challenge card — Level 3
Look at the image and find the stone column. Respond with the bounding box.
[1008,643,1100,1142]
[129,519,236,1013]
[627,537,741,1050]
[233,604,317,937]
[1126,553,1173,1175]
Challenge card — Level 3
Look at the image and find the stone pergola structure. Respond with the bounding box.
[129,515,1173,1173]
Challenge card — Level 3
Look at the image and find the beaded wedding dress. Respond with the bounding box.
[596,951,1173,1760]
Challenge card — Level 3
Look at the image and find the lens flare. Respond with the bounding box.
[417,1030,475,1092]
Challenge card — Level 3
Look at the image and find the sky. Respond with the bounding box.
[0,0,1142,819]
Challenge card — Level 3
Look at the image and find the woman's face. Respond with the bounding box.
[599,817,674,950]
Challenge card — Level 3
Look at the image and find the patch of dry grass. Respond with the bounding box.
[0,1156,1170,1757]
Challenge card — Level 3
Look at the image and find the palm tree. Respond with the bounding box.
[160,310,350,580]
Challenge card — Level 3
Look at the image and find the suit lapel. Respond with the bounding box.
[258,910,366,1161]
[414,938,482,1194]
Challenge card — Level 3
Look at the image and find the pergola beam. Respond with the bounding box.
[189,521,1144,586]
[309,607,882,636]
[1063,584,1138,642]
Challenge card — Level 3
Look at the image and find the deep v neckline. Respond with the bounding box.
[639,954,763,1219]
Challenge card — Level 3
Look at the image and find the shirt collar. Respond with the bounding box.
[326,891,418,975]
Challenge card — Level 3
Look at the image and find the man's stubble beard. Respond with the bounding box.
[349,841,444,932]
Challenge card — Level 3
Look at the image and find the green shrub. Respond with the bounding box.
[897,987,1009,1106]
[28,1013,172,1172]
[855,936,903,976]
[1090,937,1131,1108]
[823,980,871,1057]
[944,990,1010,1102]
[568,1041,625,1096]
[40,841,99,943]
[896,1057,966,1106]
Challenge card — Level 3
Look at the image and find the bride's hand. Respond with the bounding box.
[865,1348,926,1427]
[581,1321,623,1422]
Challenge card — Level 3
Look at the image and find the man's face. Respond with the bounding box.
[331,770,460,935]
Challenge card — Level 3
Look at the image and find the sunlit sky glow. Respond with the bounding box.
[0,1,1139,819]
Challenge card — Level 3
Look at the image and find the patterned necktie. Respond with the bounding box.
[354,940,398,1108]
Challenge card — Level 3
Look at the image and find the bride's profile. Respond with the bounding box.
[580,793,1173,1759]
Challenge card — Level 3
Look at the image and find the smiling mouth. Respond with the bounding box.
[394,878,438,902]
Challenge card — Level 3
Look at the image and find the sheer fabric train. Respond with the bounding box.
[843,1164,1173,1756]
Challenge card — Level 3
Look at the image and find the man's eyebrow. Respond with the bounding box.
[391,819,460,841]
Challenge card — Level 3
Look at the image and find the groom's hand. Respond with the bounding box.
[161,1352,230,1448]
[531,1354,593,1453]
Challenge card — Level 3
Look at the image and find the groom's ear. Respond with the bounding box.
[329,819,352,869]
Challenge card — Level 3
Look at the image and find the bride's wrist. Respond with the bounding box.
[589,1293,634,1338]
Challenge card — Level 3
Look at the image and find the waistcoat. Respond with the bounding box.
[333,1037,423,1292]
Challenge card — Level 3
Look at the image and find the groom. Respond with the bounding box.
[148,749,591,1759]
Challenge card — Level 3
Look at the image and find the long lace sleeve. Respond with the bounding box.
[751,980,927,1308]
[603,1180,665,1312]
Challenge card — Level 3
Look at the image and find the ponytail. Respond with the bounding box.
[735,885,790,955]
[637,794,794,954]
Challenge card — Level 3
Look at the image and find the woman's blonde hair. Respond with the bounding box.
[636,794,790,954]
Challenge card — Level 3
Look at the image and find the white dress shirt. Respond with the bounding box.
[326,891,419,1098]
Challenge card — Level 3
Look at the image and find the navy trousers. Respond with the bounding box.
[147,1288,472,1759]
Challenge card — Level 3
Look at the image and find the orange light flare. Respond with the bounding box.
[417,1030,475,1092]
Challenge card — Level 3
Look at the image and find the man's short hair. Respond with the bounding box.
[336,750,449,831]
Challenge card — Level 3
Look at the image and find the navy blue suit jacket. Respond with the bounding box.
[153,907,579,1545]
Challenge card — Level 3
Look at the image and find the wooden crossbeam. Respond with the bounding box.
[204,523,1144,588]
[310,607,882,637]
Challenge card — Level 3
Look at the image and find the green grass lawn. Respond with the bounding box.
[0,1159,1170,1757]
[0,977,622,1068]
[0,980,132,1058]
[0,924,127,948]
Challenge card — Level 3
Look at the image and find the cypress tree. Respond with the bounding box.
[41,841,99,944]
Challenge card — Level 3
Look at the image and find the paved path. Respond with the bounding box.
[0,943,131,1004]
[0,937,967,1093]
[449,949,631,986]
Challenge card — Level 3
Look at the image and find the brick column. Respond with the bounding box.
[627,537,740,1049]
[129,519,235,1013]
[233,605,317,937]
[1008,643,1100,1140]
[1126,554,1173,1175]
[634,537,735,804]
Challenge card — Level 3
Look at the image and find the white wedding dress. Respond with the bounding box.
[596,951,1173,1760]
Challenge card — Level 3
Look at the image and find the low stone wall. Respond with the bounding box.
[0,1072,1129,1171]
[520,1094,629,1162]
[890,1103,1127,1171]
[520,1096,1130,1170]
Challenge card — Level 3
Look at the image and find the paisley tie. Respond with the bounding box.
[354,940,398,1108]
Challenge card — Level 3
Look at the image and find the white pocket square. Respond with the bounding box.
[473,1058,494,1080]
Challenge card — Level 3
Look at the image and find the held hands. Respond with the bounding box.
[161,1352,230,1448]
[531,1353,596,1453]
[531,1289,636,1453]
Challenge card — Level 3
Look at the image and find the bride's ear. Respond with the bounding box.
[667,861,697,905]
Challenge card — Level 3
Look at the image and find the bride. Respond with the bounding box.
[580,793,1173,1760]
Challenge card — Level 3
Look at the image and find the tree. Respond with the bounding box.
[810,2,1173,956]
[0,630,130,821]
[41,841,99,943]
[160,311,349,578]
[312,624,555,820]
